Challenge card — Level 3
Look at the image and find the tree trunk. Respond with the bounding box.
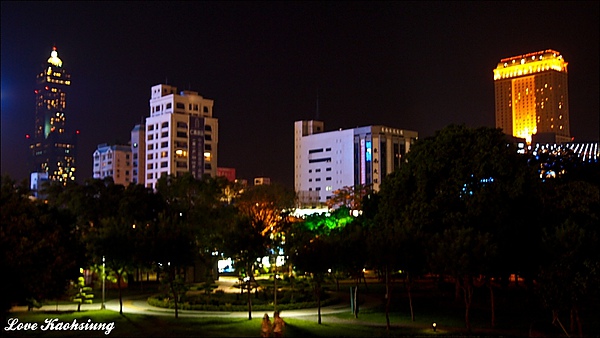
[117,270,123,315]
[171,269,179,319]
[353,279,359,318]
[489,280,495,328]
[455,278,461,302]
[247,261,253,320]
[385,265,391,332]
[462,276,473,331]
[406,272,414,322]
[317,290,322,324]
[572,306,583,337]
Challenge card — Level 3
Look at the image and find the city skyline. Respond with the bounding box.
[2,2,598,188]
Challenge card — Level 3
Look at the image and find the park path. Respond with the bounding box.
[8,276,380,320]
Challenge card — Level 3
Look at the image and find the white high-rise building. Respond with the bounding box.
[144,84,218,189]
[294,120,417,205]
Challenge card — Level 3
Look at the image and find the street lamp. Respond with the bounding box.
[432,322,437,332]
[101,256,106,310]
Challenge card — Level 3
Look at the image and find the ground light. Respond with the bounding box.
[433,322,437,332]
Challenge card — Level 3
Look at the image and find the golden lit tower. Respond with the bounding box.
[494,49,570,144]
[29,46,77,184]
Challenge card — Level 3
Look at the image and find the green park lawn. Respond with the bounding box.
[4,278,598,337]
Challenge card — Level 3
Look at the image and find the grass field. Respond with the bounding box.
[4,278,598,337]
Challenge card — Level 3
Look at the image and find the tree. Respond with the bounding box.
[326,184,372,211]
[221,214,269,320]
[86,216,137,314]
[156,173,230,283]
[148,213,196,319]
[537,181,599,337]
[373,169,426,328]
[287,220,332,324]
[1,175,83,316]
[375,125,539,330]
[235,183,297,237]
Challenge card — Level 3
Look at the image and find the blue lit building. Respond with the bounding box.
[294,120,418,205]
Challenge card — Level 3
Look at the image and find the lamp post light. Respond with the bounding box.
[101,256,106,310]
[432,322,437,332]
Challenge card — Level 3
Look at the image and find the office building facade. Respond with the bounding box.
[93,144,132,186]
[494,49,570,144]
[130,123,146,185]
[29,47,77,185]
[294,120,417,205]
[144,84,218,189]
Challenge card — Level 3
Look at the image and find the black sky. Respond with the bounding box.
[2,1,598,188]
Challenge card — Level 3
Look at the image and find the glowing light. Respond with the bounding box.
[47,48,63,67]
[494,50,567,80]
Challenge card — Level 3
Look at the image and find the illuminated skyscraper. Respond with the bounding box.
[494,49,571,144]
[29,47,77,185]
[143,84,218,190]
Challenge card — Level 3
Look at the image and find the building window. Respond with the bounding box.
[205,144,212,151]
[148,134,154,140]
[177,121,188,128]
[315,169,321,172]
[193,104,199,111]
[162,131,168,138]
[205,125,212,132]
[316,178,321,182]
[309,157,331,163]
[203,106,209,113]
[326,177,332,181]
[160,161,168,168]
[161,151,168,158]
[161,122,168,128]
[161,141,168,148]
[166,103,172,109]
[155,105,161,112]
[176,102,185,109]
[205,135,212,141]
[176,161,187,168]
[177,131,187,138]
[148,144,154,150]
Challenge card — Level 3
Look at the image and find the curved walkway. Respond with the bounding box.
[10,276,379,320]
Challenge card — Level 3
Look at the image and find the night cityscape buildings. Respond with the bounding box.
[294,120,418,206]
[494,49,571,144]
[143,84,218,190]
[28,47,77,189]
[92,143,132,186]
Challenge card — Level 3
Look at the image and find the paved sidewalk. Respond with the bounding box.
[9,276,381,320]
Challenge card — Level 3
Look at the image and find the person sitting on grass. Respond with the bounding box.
[272,311,285,337]
[261,313,272,337]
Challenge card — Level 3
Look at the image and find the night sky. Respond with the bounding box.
[2,2,598,188]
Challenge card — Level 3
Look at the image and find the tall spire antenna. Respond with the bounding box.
[315,87,320,120]
[165,76,168,85]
